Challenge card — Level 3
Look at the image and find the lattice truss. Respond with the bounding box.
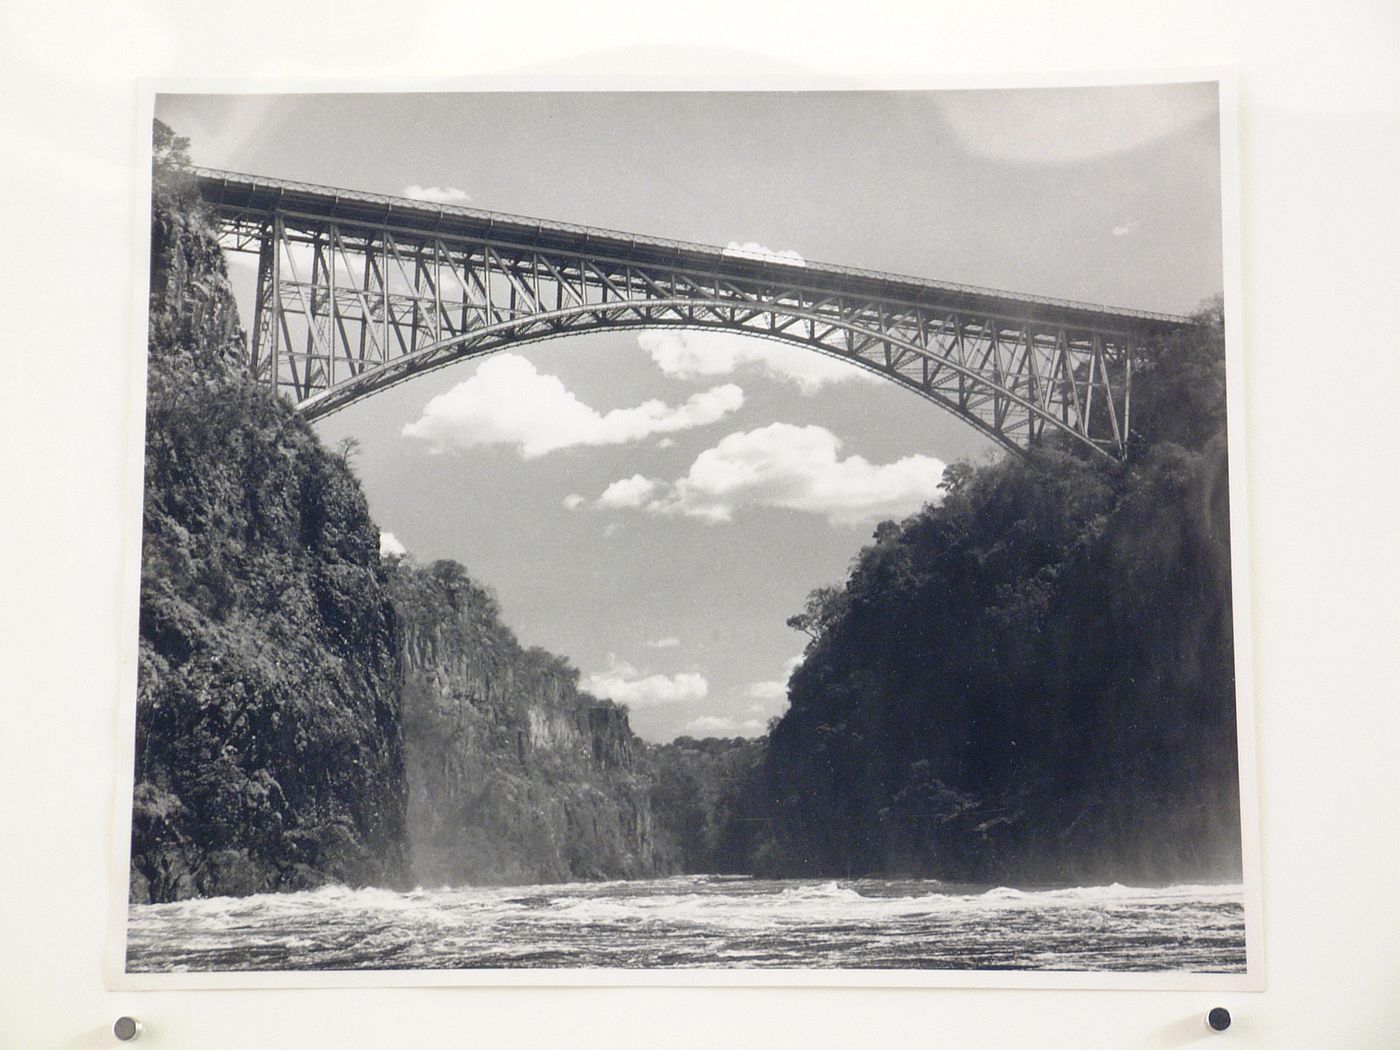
[214,209,1154,457]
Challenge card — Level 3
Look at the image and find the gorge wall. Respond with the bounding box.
[131,126,408,903]
[388,559,678,885]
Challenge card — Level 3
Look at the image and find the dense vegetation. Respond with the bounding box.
[131,125,408,902]
[646,736,767,873]
[752,303,1241,884]
[388,557,679,883]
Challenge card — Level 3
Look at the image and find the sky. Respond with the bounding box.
[155,86,1224,741]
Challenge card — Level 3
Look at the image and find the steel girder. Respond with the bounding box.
[197,170,1188,458]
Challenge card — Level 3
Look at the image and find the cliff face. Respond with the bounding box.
[388,559,678,885]
[130,125,408,903]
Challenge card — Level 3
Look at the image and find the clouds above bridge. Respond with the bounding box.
[402,183,472,205]
[583,422,947,526]
[401,354,743,457]
[637,331,878,394]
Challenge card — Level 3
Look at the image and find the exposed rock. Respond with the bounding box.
[389,559,679,885]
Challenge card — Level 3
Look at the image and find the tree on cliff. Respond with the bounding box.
[785,585,847,645]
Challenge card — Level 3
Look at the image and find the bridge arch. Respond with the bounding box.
[297,303,1078,458]
[196,168,1188,459]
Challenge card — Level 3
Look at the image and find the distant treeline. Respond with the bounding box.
[646,736,767,874]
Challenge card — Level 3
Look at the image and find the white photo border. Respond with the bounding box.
[108,69,1262,993]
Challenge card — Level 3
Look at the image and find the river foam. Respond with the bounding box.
[127,875,1247,973]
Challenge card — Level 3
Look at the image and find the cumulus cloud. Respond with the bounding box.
[584,656,708,710]
[722,241,806,266]
[597,474,659,509]
[595,423,946,525]
[1112,220,1142,237]
[683,715,766,738]
[562,493,586,511]
[637,330,876,395]
[646,637,681,649]
[378,531,407,557]
[746,681,787,702]
[403,184,472,204]
[744,654,803,713]
[401,354,743,457]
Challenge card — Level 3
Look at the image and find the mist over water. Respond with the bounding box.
[127,876,1246,972]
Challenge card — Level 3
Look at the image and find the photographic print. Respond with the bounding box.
[116,82,1256,986]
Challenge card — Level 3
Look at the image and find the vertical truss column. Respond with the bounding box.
[250,223,274,384]
[270,215,283,398]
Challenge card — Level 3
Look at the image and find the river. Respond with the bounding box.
[125,875,1245,973]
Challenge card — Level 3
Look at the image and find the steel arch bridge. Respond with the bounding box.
[195,168,1190,459]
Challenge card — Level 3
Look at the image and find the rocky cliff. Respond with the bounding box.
[130,124,409,903]
[388,559,678,884]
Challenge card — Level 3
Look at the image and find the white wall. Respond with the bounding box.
[2,2,1397,1046]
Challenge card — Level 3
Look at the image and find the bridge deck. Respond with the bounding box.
[192,167,1188,340]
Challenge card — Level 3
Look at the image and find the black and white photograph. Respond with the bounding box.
[117,82,1257,985]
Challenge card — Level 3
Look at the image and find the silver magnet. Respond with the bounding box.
[114,1016,144,1041]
